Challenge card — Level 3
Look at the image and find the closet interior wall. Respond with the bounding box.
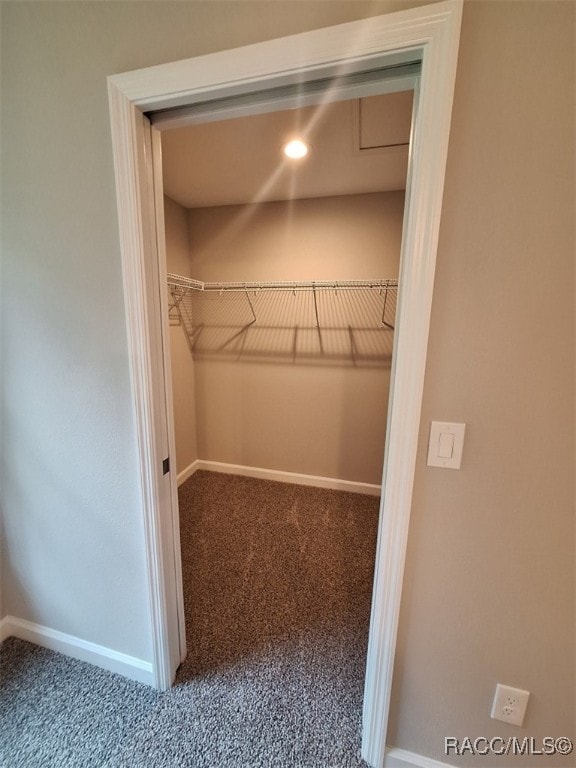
[165,191,404,486]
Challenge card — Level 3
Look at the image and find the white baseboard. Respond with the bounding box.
[177,459,200,486]
[385,747,456,768]
[179,459,381,496]
[0,615,154,686]
[0,616,12,643]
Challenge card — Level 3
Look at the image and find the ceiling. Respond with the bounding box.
[161,90,413,209]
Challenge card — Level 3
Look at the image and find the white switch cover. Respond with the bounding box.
[427,422,466,469]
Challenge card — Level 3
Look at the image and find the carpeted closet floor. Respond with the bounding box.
[1,471,379,767]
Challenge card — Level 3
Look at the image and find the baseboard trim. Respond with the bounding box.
[0,615,12,643]
[177,459,200,486]
[385,747,456,768]
[0,615,154,686]
[184,459,381,496]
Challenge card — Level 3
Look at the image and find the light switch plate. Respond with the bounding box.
[427,422,466,469]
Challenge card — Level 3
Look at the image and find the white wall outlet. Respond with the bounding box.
[490,684,530,727]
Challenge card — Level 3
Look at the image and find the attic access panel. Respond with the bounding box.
[358,90,414,151]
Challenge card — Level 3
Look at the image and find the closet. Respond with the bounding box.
[162,91,412,492]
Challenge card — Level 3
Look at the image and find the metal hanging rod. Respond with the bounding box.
[167,272,398,293]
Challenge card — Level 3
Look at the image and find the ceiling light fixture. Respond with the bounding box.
[283,139,309,159]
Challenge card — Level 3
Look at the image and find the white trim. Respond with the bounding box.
[107,3,462,764]
[151,125,187,666]
[110,23,416,113]
[185,460,381,496]
[108,84,181,691]
[177,459,200,486]
[0,616,154,686]
[0,616,12,643]
[385,747,456,768]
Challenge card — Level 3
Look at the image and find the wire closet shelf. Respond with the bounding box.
[167,272,399,330]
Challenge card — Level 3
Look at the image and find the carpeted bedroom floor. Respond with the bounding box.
[1,471,379,767]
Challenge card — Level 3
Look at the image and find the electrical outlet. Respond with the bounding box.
[491,684,530,727]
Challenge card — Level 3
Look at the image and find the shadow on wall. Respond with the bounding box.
[169,286,397,367]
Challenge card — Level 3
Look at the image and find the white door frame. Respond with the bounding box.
[107,3,462,765]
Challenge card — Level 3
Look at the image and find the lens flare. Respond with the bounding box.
[283,139,309,159]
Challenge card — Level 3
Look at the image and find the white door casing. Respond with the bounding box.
[107,3,462,765]
[150,124,187,665]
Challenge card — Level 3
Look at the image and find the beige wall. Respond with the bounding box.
[186,193,404,484]
[1,1,573,765]
[164,196,198,474]
[187,193,404,282]
[387,1,575,764]
[164,196,193,278]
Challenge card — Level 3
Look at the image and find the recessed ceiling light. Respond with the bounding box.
[283,139,309,159]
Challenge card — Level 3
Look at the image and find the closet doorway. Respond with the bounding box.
[158,92,411,761]
[107,6,462,764]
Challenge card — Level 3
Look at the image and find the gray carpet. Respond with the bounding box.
[1,471,379,767]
